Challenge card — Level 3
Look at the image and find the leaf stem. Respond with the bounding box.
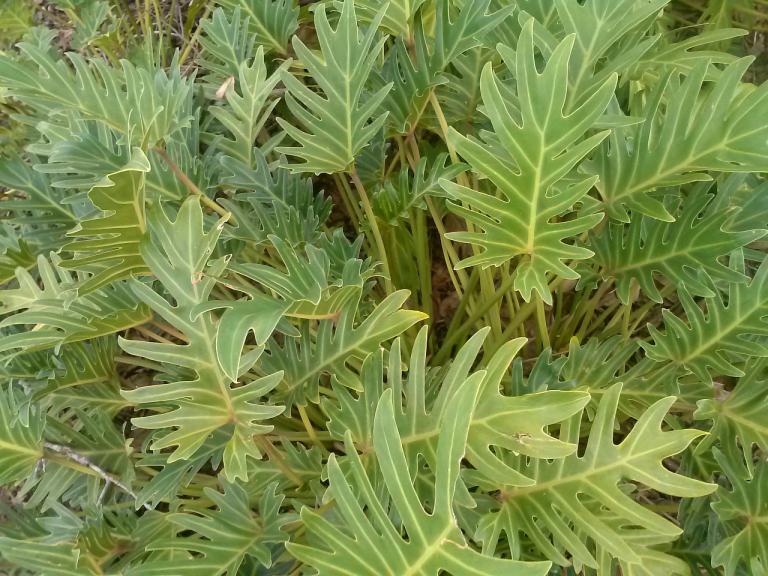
[153,147,233,222]
[487,276,566,356]
[429,90,501,337]
[297,405,325,451]
[412,208,433,319]
[350,167,394,294]
[134,325,174,344]
[434,272,515,364]
[178,3,212,67]
[114,354,166,372]
[151,319,189,342]
[575,280,613,342]
[534,293,551,351]
[255,436,303,486]
[334,173,363,228]
[426,198,465,298]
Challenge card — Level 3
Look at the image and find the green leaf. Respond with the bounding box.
[0,158,77,257]
[0,227,36,284]
[227,232,372,327]
[119,198,284,481]
[133,482,289,575]
[206,47,289,167]
[0,508,135,572]
[207,296,288,382]
[695,358,768,470]
[635,28,748,77]
[61,156,150,293]
[0,0,34,44]
[442,20,616,303]
[402,329,587,486]
[381,0,513,133]
[435,47,489,135]
[644,256,768,381]
[559,336,707,418]
[461,337,588,485]
[554,0,668,95]
[213,0,298,55]
[713,174,768,233]
[198,7,257,81]
[711,449,768,576]
[373,153,465,224]
[5,337,126,413]
[277,0,391,174]
[592,189,765,303]
[0,539,98,575]
[594,58,768,221]
[0,40,193,146]
[0,254,151,359]
[288,383,552,576]
[0,386,43,485]
[263,289,426,406]
[133,431,229,509]
[477,384,716,573]
[19,409,134,511]
[70,1,110,50]
[326,328,589,488]
[0,4,764,574]
[218,149,332,246]
[352,0,426,37]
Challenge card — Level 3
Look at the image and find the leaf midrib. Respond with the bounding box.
[678,286,768,365]
[501,439,681,500]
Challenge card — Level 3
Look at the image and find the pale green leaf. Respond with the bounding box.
[595,58,768,221]
[61,156,150,293]
[277,0,391,174]
[288,384,551,576]
[592,189,764,303]
[477,384,716,572]
[0,387,43,485]
[213,0,298,55]
[644,256,768,381]
[133,482,289,575]
[712,450,768,576]
[120,198,284,481]
[442,20,616,303]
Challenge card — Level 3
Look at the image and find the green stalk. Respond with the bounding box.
[351,168,394,295]
[586,298,623,339]
[412,208,433,319]
[151,0,165,66]
[154,147,232,221]
[433,273,516,364]
[534,293,551,351]
[553,287,592,350]
[429,90,502,338]
[575,280,613,342]
[486,276,566,356]
[621,302,633,340]
[426,197,467,297]
[179,3,213,67]
[333,173,362,228]
[442,268,481,339]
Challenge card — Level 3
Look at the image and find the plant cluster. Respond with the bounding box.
[0,0,767,575]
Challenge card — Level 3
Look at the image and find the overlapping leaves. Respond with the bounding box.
[644,255,768,381]
[119,199,284,482]
[0,2,766,576]
[476,384,716,574]
[290,381,551,576]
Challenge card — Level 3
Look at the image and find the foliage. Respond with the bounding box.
[0,1,767,575]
